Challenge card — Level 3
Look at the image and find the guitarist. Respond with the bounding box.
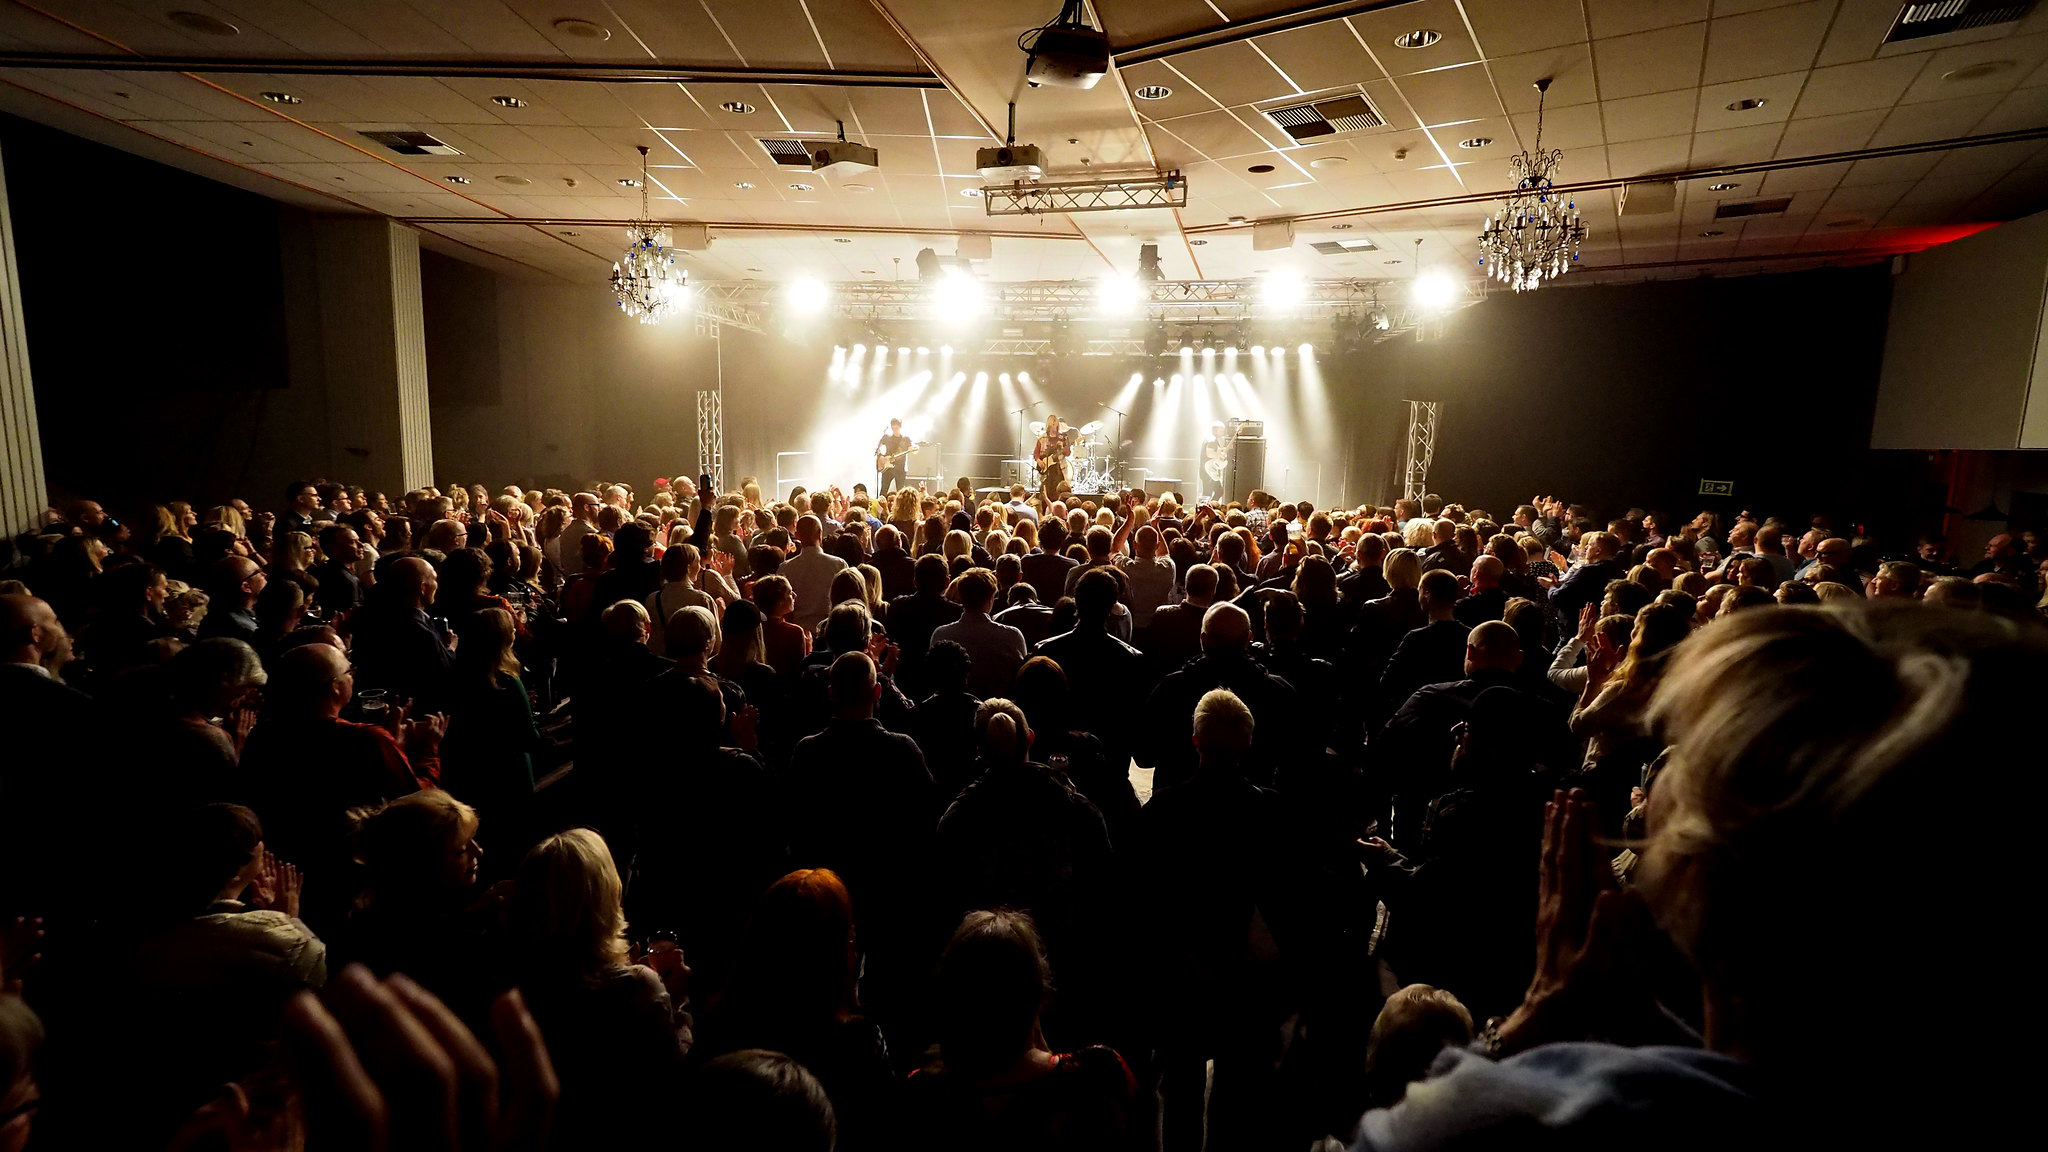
[1034,413,1074,506]
[874,418,912,493]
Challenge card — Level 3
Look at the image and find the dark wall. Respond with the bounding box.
[2,113,292,505]
[1351,264,1921,527]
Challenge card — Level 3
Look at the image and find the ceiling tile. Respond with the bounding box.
[1695,71,1806,131]
[1926,137,2048,176]
[1121,60,1217,120]
[1603,89,1701,142]
[1758,161,1850,193]
[1701,1,1834,84]
[1817,179,1916,218]
[1594,22,1709,100]
[1585,0,1710,40]
[1462,0,1589,56]
[1392,62,1506,126]
[1814,0,1910,68]
[1251,23,1388,95]
[1793,55,1931,119]
[1690,123,1783,168]
[1608,134,1693,177]
[1774,109,1885,156]
[1842,151,1946,186]
[1147,111,1275,164]
[1899,32,2048,104]
[1346,0,1483,75]
[1507,101,1606,150]
[1489,45,1600,112]
[1898,171,2001,205]
[1966,83,2048,134]
[1166,41,1299,107]
[1868,93,2004,146]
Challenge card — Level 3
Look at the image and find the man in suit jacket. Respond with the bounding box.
[1548,531,1625,621]
[0,594,94,921]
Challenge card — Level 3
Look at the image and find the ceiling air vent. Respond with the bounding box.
[359,131,463,156]
[1311,239,1380,255]
[1883,1,2033,43]
[1713,197,1795,219]
[1265,93,1385,142]
[756,138,814,166]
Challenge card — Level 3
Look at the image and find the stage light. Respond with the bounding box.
[897,346,909,356]
[1262,269,1308,308]
[785,276,830,313]
[1000,372,1013,384]
[852,343,866,354]
[940,344,953,355]
[942,266,989,316]
[1096,274,1141,314]
[1412,269,1459,309]
[1251,345,1265,356]
[1298,342,1315,358]
[916,346,930,355]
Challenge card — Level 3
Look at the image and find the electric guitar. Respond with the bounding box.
[876,440,933,472]
[1203,438,1229,485]
[1035,432,1074,473]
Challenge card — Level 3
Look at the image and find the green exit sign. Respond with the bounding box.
[1699,479,1733,497]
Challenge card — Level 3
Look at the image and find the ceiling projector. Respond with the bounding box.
[977,143,1045,181]
[1025,25,1109,88]
[811,138,878,175]
[1022,2,1110,89]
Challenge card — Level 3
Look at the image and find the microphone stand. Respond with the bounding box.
[1100,405,1127,488]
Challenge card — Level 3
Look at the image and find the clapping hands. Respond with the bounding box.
[250,849,303,919]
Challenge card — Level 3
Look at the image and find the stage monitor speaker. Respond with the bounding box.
[957,233,993,261]
[1002,459,1029,488]
[1228,436,1266,502]
[1142,475,1181,498]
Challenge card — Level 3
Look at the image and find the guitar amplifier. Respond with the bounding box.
[1228,419,1265,438]
[1227,435,1266,501]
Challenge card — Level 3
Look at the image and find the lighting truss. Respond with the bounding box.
[1402,400,1441,501]
[981,172,1188,216]
[695,389,725,492]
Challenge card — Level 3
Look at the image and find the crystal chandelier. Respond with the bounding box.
[610,145,685,323]
[1477,78,1587,292]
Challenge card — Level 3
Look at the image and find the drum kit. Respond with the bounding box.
[1022,419,1119,492]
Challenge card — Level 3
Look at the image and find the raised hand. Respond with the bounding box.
[1577,603,1598,643]
[282,966,558,1152]
[403,712,449,756]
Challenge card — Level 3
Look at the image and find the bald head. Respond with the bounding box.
[0,593,62,666]
[796,515,824,547]
[1464,619,1522,675]
[390,555,438,609]
[1200,601,1252,653]
[1469,554,1504,591]
[273,642,350,716]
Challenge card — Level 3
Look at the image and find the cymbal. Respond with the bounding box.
[1078,420,1104,435]
[1028,421,1047,436]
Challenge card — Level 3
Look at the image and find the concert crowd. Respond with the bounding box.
[0,472,2034,1150]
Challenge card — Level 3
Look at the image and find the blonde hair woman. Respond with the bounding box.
[206,504,247,539]
[509,827,686,1144]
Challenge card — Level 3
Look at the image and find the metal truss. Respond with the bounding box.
[982,172,1189,216]
[695,389,725,493]
[1402,400,1441,502]
[686,281,767,333]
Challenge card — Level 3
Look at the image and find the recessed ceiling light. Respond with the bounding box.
[496,175,531,186]
[168,10,240,35]
[1708,182,1740,191]
[1309,155,1349,169]
[1135,85,1173,100]
[962,187,984,197]
[1699,229,1725,237]
[789,182,814,191]
[1393,29,1442,49]
[491,95,526,108]
[552,17,611,40]
[444,175,471,184]
[843,183,874,193]
[618,178,641,188]
[1332,223,1354,230]
[1825,218,1864,228]
[734,181,754,190]
[1944,59,2017,82]
[1228,215,1246,224]
[1383,258,1403,264]
[833,237,852,243]
[720,101,756,114]
[746,267,763,272]
[1458,137,1493,149]
[1190,239,1208,245]
[1726,98,1767,112]
[259,91,301,104]
[860,269,877,274]
[1247,163,1276,173]
[558,229,578,236]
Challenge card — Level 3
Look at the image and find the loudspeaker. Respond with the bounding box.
[1142,475,1181,498]
[1228,436,1266,502]
[957,233,993,261]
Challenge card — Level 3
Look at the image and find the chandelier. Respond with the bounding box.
[1477,78,1587,292]
[610,145,685,323]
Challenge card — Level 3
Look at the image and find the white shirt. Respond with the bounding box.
[559,518,597,577]
[930,610,1030,699]
[782,545,849,632]
[1116,554,1178,626]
